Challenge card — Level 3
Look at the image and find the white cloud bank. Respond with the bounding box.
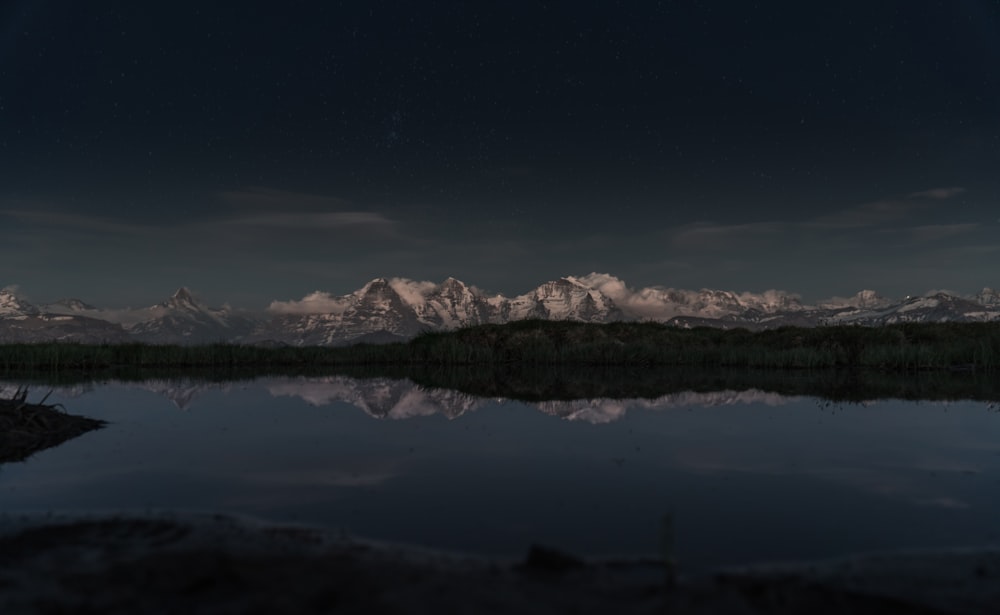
[268,291,353,315]
[268,278,442,314]
[573,273,803,320]
[387,278,438,307]
[908,187,965,200]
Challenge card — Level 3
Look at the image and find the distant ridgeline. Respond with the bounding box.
[0,320,998,372]
[1,275,999,346]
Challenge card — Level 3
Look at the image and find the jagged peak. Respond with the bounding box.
[436,277,475,298]
[350,278,396,301]
[161,286,202,310]
[358,278,403,301]
[361,277,391,290]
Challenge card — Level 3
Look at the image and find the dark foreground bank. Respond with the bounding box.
[1,320,999,371]
[0,513,995,614]
[0,389,105,463]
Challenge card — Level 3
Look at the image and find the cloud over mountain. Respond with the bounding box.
[573,273,802,321]
[268,291,353,315]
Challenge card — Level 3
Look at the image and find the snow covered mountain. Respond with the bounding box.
[976,287,1000,307]
[0,289,39,318]
[2,275,1000,345]
[0,288,257,344]
[0,290,130,343]
[256,278,421,346]
[415,277,494,329]
[818,290,893,311]
[257,276,623,346]
[820,292,1000,326]
[126,287,260,344]
[507,277,623,323]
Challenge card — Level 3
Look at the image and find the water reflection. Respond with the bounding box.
[4,377,801,422]
[265,376,803,423]
[0,375,998,574]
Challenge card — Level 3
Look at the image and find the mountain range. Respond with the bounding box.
[1,273,999,345]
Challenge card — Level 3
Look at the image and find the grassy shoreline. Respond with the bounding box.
[1,320,999,371]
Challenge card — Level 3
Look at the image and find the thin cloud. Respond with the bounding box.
[908,187,965,200]
[227,212,395,229]
[670,221,784,249]
[268,291,353,315]
[215,187,398,235]
[388,278,438,306]
[954,244,1000,255]
[0,210,153,235]
[810,188,967,230]
[220,187,354,211]
[890,223,981,242]
[808,198,925,229]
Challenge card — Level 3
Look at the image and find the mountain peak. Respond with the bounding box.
[0,289,39,317]
[437,277,471,296]
[357,278,406,304]
[162,287,200,310]
[359,277,393,293]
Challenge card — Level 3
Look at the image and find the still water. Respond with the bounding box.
[2,376,1000,574]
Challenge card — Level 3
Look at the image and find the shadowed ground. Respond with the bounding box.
[0,514,995,614]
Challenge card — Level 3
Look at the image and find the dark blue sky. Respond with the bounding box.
[2,1,998,307]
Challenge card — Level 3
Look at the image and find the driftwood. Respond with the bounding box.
[0,387,105,463]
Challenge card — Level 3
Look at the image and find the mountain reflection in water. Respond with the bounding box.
[265,376,800,423]
[4,376,802,422]
[1,374,998,574]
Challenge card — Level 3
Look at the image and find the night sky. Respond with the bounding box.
[2,1,998,308]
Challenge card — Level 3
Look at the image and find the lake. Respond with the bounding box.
[2,375,999,574]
